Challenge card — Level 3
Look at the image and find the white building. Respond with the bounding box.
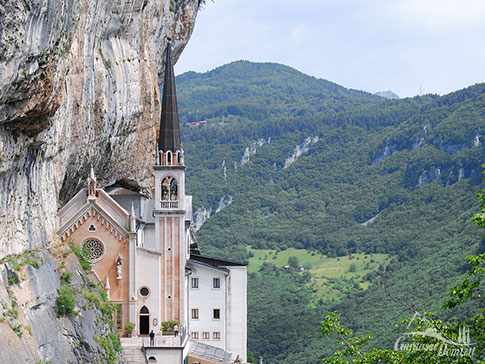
[188,250,247,360]
[56,42,247,364]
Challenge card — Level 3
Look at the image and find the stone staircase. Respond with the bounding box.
[121,338,147,364]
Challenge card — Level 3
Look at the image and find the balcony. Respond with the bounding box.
[121,332,187,349]
[160,201,179,209]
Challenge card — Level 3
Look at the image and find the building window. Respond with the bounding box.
[213,332,220,340]
[191,308,199,320]
[202,332,210,340]
[213,309,220,320]
[191,332,199,340]
[191,277,199,289]
[115,304,122,330]
[213,278,220,289]
[161,176,178,201]
[139,287,150,297]
[81,238,105,263]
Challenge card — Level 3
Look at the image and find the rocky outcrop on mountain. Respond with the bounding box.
[0,247,124,364]
[0,0,200,258]
[240,138,270,166]
[193,195,233,232]
[283,136,318,168]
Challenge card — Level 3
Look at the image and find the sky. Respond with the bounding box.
[176,0,485,98]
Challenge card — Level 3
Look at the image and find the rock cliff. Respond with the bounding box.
[0,0,200,362]
[1,247,128,364]
[0,0,200,257]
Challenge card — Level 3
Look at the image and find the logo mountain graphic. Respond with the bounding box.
[397,313,476,348]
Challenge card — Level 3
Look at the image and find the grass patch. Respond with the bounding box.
[68,240,92,271]
[95,332,122,363]
[248,247,391,303]
[4,251,43,273]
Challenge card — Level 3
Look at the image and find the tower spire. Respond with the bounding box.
[158,40,181,153]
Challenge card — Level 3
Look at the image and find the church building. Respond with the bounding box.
[56,42,247,364]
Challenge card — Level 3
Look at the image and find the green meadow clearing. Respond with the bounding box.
[248,247,392,303]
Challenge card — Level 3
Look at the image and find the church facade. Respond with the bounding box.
[56,43,247,364]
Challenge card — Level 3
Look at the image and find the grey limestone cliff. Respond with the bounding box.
[0,0,200,362]
[0,0,200,257]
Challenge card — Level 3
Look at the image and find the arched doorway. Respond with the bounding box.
[139,306,150,335]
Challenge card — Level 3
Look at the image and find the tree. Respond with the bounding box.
[320,165,485,363]
[288,256,299,269]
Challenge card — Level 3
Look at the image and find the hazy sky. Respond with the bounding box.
[176,0,485,98]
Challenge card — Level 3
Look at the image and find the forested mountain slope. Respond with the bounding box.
[176,61,485,363]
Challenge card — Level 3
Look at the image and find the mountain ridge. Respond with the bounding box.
[174,60,485,363]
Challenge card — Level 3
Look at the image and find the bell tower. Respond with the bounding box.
[153,40,188,329]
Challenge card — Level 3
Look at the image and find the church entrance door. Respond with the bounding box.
[139,306,150,335]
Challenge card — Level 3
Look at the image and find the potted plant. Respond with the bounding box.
[124,322,135,338]
[161,320,178,336]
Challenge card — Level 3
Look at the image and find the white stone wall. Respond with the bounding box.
[135,249,161,335]
[145,348,183,364]
[188,264,227,350]
[143,225,156,250]
[225,266,247,362]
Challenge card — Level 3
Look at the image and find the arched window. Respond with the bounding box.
[176,151,181,164]
[170,179,177,200]
[161,177,178,201]
[139,306,150,335]
[166,151,172,165]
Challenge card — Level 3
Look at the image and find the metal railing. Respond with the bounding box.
[141,339,149,364]
[180,326,186,346]
[160,201,179,209]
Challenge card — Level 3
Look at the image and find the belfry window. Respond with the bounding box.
[161,177,178,201]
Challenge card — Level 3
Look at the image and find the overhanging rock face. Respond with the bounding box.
[0,0,200,258]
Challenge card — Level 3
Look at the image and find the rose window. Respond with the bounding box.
[82,239,105,263]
